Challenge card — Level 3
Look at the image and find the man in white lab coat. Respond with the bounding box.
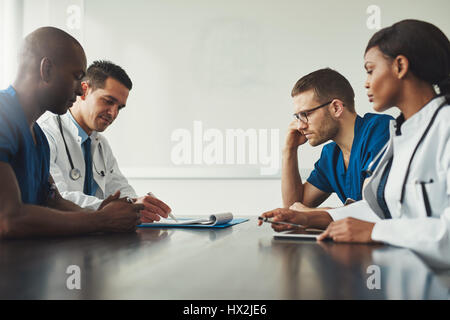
[38,60,171,223]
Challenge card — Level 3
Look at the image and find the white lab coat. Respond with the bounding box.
[37,111,137,209]
[328,96,450,268]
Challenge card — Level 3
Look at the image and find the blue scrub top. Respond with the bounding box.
[0,86,51,205]
[307,113,393,204]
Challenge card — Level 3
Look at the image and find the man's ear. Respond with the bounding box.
[40,57,52,83]
[330,99,345,118]
[393,55,409,80]
[80,81,89,100]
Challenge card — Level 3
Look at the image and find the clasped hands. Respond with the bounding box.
[99,190,171,223]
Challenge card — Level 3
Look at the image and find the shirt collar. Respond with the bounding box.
[4,85,30,129]
[6,85,17,98]
[5,85,22,115]
[353,114,363,137]
[394,114,406,136]
[394,95,446,136]
[67,110,89,143]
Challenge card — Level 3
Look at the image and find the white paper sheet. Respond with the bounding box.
[326,200,382,222]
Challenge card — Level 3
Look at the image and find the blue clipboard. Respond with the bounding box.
[138,218,249,229]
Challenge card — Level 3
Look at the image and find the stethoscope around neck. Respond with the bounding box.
[364,98,448,215]
[57,115,107,181]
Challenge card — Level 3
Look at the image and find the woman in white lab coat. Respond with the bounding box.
[262,19,450,268]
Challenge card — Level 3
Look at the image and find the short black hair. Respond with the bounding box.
[291,68,355,112]
[84,60,132,91]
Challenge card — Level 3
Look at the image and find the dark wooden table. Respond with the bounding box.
[1,217,449,299]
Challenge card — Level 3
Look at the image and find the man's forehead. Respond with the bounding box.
[293,90,320,111]
[94,78,129,103]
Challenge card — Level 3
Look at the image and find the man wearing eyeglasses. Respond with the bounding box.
[279,68,393,214]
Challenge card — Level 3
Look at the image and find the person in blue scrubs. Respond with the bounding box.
[259,68,392,229]
[306,111,391,204]
[0,86,51,206]
[0,27,143,238]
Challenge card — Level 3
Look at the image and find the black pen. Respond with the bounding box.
[258,216,305,228]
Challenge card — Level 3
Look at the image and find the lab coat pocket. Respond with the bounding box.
[415,179,439,217]
[423,176,447,217]
[403,181,431,218]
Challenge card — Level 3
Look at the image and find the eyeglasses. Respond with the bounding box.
[293,100,333,124]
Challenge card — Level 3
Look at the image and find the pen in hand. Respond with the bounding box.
[147,192,178,222]
[258,216,304,228]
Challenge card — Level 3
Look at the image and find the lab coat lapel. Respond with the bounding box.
[60,112,86,182]
[91,132,106,197]
[363,128,395,220]
[389,99,444,199]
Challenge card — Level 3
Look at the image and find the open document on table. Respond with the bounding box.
[138,212,249,228]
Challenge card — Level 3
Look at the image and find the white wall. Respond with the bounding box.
[128,178,342,216]
[88,0,386,176]
[0,0,3,88]
[81,0,449,178]
[1,0,24,88]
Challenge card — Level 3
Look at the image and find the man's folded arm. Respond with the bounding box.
[281,147,330,208]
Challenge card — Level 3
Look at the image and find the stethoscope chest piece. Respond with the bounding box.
[70,168,82,181]
[58,115,109,182]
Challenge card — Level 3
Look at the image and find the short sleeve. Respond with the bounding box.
[0,112,18,163]
[307,146,334,193]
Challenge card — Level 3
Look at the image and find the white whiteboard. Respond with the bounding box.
[18,0,450,178]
